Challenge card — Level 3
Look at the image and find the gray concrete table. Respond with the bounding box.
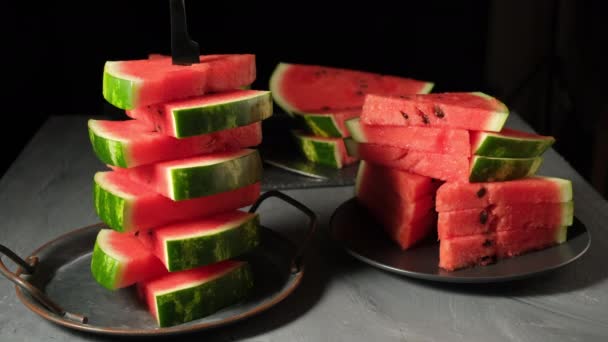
[1,114,607,342]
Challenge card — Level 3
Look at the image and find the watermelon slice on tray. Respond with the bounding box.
[291,130,357,169]
[103,54,256,110]
[125,90,272,138]
[90,229,166,290]
[471,128,556,158]
[93,171,260,233]
[137,260,254,327]
[269,62,434,115]
[88,119,262,168]
[113,149,263,201]
[137,211,261,272]
[360,92,509,132]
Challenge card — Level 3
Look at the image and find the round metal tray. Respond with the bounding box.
[0,191,317,336]
[330,198,591,283]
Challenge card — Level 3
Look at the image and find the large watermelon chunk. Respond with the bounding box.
[295,109,360,138]
[114,149,262,201]
[438,201,574,240]
[137,260,253,327]
[125,90,272,138]
[355,161,439,249]
[292,130,357,169]
[269,62,433,114]
[103,54,256,110]
[360,92,509,132]
[93,171,260,233]
[90,229,166,290]
[347,118,471,156]
[470,128,556,158]
[137,211,260,272]
[88,119,262,168]
[439,226,568,271]
[436,177,573,212]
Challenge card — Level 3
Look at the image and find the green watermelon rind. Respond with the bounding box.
[269,63,298,116]
[163,214,261,272]
[469,156,543,182]
[93,172,130,233]
[297,112,344,138]
[343,138,358,157]
[344,118,366,143]
[154,262,254,327]
[471,92,510,132]
[170,91,273,138]
[102,62,140,110]
[90,236,122,290]
[473,131,556,158]
[88,119,129,168]
[168,150,263,201]
[292,131,342,168]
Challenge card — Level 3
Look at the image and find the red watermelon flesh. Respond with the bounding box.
[89,119,261,168]
[345,139,469,182]
[347,118,471,156]
[360,92,508,132]
[437,202,574,240]
[269,62,434,113]
[355,161,439,249]
[439,226,567,271]
[435,177,573,212]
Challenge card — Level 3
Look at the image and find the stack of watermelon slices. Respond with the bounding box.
[346,92,574,271]
[88,54,272,327]
[269,63,434,168]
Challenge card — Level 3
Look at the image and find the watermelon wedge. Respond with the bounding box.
[355,161,439,249]
[115,149,262,201]
[90,229,166,290]
[469,155,543,182]
[103,54,256,110]
[269,62,433,114]
[471,128,556,158]
[93,171,260,233]
[137,260,253,327]
[292,131,357,169]
[438,201,574,240]
[436,177,573,212]
[439,226,567,271]
[295,109,360,138]
[88,119,262,168]
[137,211,260,272]
[125,90,273,138]
[346,118,471,156]
[360,92,509,132]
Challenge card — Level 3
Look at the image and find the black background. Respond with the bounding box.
[4,1,607,196]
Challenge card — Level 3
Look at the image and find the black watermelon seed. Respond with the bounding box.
[479,209,489,224]
[356,90,364,96]
[476,187,487,198]
[434,105,445,118]
[482,239,493,247]
[322,106,331,111]
[134,231,139,236]
[422,114,430,124]
[481,255,496,263]
[400,110,409,120]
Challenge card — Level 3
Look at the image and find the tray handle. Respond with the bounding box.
[0,244,88,324]
[249,190,317,274]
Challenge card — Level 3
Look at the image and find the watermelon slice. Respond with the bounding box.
[436,177,573,212]
[360,92,509,132]
[90,229,165,290]
[355,161,439,249]
[103,54,256,110]
[93,171,260,233]
[88,119,262,168]
[346,118,471,156]
[125,90,273,138]
[295,108,360,138]
[292,130,357,169]
[137,260,253,327]
[471,128,556,158]
[469,155,543,182]
[115,149,262,201]
[439,226,567,271]
[269,62,433,114]
[438,201,574,240]
[137,211,260,272]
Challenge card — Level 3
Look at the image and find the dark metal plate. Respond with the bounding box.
[14,223,304,336]
[330,198,591,283]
